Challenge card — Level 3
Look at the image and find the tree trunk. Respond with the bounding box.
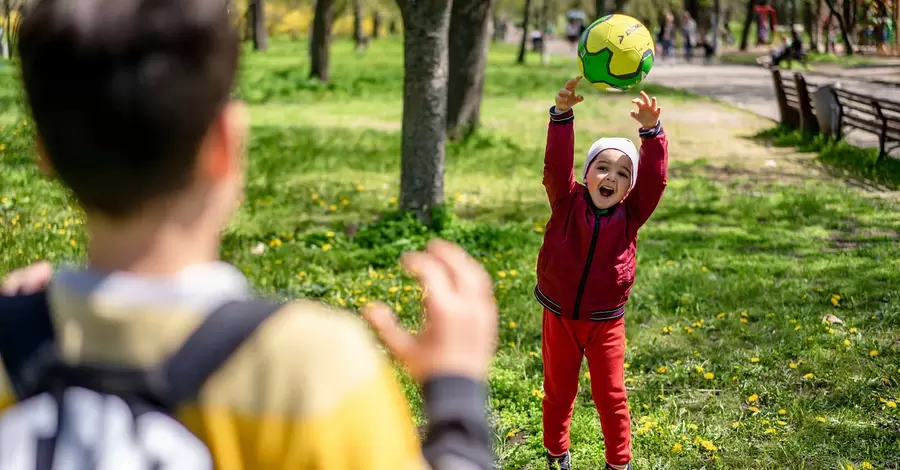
[739,0,756,50]
[3,0,10,59]
[447,0,495,140]
[251,0,268,51]
[373,10,382,38]
[804,0,817,50]
[595,0,607,17]
[712,0,721,54]
[517,0,533,64]
[310,0,336,81]
[353,0,366,50]
[824,0,854,54]
[614,0,627,13]
[394,0,453,223]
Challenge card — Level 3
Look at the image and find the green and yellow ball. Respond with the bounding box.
[578,14,655,91]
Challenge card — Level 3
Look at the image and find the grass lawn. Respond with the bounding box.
[2,39,900,469]
[718,50,879,70]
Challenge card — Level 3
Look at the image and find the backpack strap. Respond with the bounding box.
[0,292,56,397]
[155,299,282,407]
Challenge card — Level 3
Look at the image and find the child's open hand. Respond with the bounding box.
[555,76,585,113]
[630,91,662,129]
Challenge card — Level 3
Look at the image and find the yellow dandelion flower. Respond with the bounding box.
[356,185,365,191]
[750,357,760,363]
[509,269,518,277]
[844,339,852,346]
[584,372,591,380]
[671,443,682,453]
[870,350,880,357]
[731,421,741,429]
[765,428,777,434]
[532,388,545,399]
[776,420,787,426]
[657,366,668,374]
[704,372,714,380]
[700,440,717,452]
[748,394,759,402]
[816,416,826,423]
[862,462,873,469]
[311,193,319,200]
[846,465,855,470]
[850,327,858,333]
[389,196,398,204]
[749,406,760,413]
[695,365,704,373]
[804,373,815,379]
[326,231,335,237]
[497,271,507,278]
[321,243,332,251]
[789,361,798,369]
[388,286,399,294]
[887,401,897,408]
[778,409,787,415]
[740,318,749,324]
[508,321,517,329]
[506,429,520,438]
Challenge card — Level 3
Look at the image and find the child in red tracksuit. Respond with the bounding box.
[535,76,668,470]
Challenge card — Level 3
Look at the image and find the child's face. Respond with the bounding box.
[585,149,633,209]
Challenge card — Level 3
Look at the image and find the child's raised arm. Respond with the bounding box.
[543,77,584,209]
[625,91,668,230]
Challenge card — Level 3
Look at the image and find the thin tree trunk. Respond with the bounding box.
[712,0,721,54]
[251,0,268,51]
[447,0,495,140]
[373,10,382,38]
[3,0,10,59]
[740,0,756,50]
[353,0,366,50]
[310,0,336,81]
[395,0,453,223]
[596,0,607,17]
[517,0,533,64]
[824,0,854,54]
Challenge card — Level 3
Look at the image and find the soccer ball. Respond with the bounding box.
[578,14,655,91]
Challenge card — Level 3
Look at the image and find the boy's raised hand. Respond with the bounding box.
[631,90,662,129]
[1,261,53,296]
[555,76,585,113]
[363,240,498,384]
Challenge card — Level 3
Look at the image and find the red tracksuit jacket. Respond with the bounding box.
[534,106,669,321]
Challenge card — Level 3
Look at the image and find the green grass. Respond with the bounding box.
[756,125,900,190]
[2,38,900,469]
[719,51,879,70]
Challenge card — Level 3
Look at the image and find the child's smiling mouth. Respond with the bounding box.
[598,184,615,198]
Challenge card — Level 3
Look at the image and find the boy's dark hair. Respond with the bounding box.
[18,0,240,217]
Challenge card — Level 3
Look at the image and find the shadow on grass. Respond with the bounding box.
[750,125,900,191]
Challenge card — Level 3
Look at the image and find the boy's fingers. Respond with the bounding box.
[426,240,492,297]
[402,251,453,296]
[651,97,658,111]
[363,302,416,365]
[630,111,640,120]
[576,95,585,103]
[640,90,650,105]
[564,76,582,91]
[656,106,663,116]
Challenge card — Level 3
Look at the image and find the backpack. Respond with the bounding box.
[0,292,280,469]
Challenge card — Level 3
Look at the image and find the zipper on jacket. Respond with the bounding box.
[572,208,602,320]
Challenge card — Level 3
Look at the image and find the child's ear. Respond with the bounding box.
[34,137,54,177]
[201,100,248,181]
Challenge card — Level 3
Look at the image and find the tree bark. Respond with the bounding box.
[251,0,268,51]
[310,0,336,81]
[3,0,10,59]
[394,0,453,223]
[595,0,607,17]
[739,0,756,50]
[373,9,382,38]
[517,0,533,64]
[447,0,495,140]
[353,0,366,50]
[712,0,721,54]
[824,0,854,55]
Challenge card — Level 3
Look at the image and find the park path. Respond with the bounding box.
[515,32,900,154]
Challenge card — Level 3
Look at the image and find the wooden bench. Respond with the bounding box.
[771,68,818,134]
[830,88,900,159]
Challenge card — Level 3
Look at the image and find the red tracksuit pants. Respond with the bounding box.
[541,309,631,466]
